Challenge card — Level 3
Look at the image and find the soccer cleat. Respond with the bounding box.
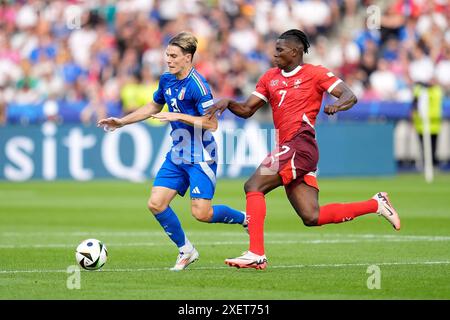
[373,192,401,231]
[170,248,199,271]
[242,212,249,234]
[225,251,267,270]
[242,221,249,234]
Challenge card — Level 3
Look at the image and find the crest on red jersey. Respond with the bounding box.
[294,79,302,88]
[270,79,279,87]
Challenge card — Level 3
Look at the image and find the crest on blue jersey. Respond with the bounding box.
[178,87,186,100]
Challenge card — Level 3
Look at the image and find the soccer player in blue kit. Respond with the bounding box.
[97,32,247,271]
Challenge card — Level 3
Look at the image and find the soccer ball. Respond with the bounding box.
[75,239,108,270]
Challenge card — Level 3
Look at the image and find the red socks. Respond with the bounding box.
[245,193,379,255]
[318,199,378,225]
[246,192,266,256]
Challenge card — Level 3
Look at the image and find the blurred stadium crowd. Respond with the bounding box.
[0,0,449,125]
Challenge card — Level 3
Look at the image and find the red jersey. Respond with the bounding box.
[253,64,341,144]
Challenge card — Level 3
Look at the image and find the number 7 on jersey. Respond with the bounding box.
[278,90,287,107]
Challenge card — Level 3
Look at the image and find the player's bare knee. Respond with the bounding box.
[302,215,319,227]
[244,179,260,193]
[191,206,211,222]
[298,208,319,227]
[300,208,319,227]
[244,180,252,193]
[147,198,167,215]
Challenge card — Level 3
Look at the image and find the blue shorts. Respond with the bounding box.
[153,156,217,199]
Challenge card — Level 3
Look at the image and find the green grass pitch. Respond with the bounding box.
[1,174,449,299]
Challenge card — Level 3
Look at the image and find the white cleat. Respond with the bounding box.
[225,251,267,270]
[242,213,249,234]
[170,248,199,271]
[373,192,401,231]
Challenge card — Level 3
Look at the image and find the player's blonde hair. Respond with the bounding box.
[168,31,198,61]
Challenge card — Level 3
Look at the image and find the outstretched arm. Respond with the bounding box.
[324,82,358,115]
[205,94,266,119]
[151,112,218,131]
[97,103,164,131]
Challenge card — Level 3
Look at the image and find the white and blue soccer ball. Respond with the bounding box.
[75,239,108,270]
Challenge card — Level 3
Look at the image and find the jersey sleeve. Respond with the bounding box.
[191,81,214,116]
[152,75,166,105]
[252,71,270,102]
[315,66,342,94]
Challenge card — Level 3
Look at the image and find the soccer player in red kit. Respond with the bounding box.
[206,29,401,270]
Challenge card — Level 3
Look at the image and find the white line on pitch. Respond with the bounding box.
[1,261,449,274]
[0,239,339,248]
[1,235,450,249]
[2,231,450,241]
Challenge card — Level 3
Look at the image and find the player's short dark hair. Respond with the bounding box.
[168,31,198,61]
[279,29,310,54]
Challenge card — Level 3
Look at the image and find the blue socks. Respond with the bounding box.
[154,206,187,248]
[154,205,245,251]
[211,205,245,224]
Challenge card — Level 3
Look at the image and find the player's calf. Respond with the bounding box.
[191,205,213,222]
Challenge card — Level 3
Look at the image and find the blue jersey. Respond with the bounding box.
[153,68,217,164]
